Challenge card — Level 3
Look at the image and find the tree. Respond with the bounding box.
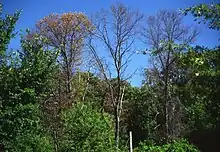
[177,46,220,130]
[35,12,93,98]
[32,14,93,151]
[0,4,20,150]
[176,4,220,151]
[0,32,58,151]
[0,5,59,150]
[87,3,143,150]
[142,10,198,141]
[20,33,59,101]
[180,1,220,132]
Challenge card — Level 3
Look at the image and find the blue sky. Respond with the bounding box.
[2,0,219,86]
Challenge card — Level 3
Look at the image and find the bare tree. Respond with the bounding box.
[142,10,198,141]
[87,3,143,151]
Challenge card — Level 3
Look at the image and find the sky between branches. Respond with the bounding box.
[3,0,219,86]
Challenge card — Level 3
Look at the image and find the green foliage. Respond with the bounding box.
[7,132,53,152]
[0,39,57,150]
[177,46,220,130]
[183,3,220,30]
[1,104,54,152]
[71,72,105,109]
[61,103,115,151]
[19,33,59,98]
[124,85,161,144]
[134,139,199,152]
[0,3,20,61]
[179,46,220,77]
[0,4,57,150]
[0,33,58,107]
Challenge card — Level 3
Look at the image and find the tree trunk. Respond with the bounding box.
[115,106,120,152]
[66,64,71,95]
[164,66,169,141]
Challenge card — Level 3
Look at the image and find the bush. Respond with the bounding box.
[134,139,199,152]
[0,103,54,152]
[4,132,54,152]
[61,103,115,151]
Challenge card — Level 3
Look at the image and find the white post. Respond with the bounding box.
[129,131,133,152]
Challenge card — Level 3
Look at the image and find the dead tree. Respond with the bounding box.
[87,3,143,151]
[142,10,198,141]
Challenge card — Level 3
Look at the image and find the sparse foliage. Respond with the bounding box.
[87,3,143,150]
[35,12,93,97]
[142,9,198,141]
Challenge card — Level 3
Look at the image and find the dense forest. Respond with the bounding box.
[0,2,220,152]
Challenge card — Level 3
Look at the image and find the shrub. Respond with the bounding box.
[61,103,115,151]
[0,103,54,152]
[134,139,199,152]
